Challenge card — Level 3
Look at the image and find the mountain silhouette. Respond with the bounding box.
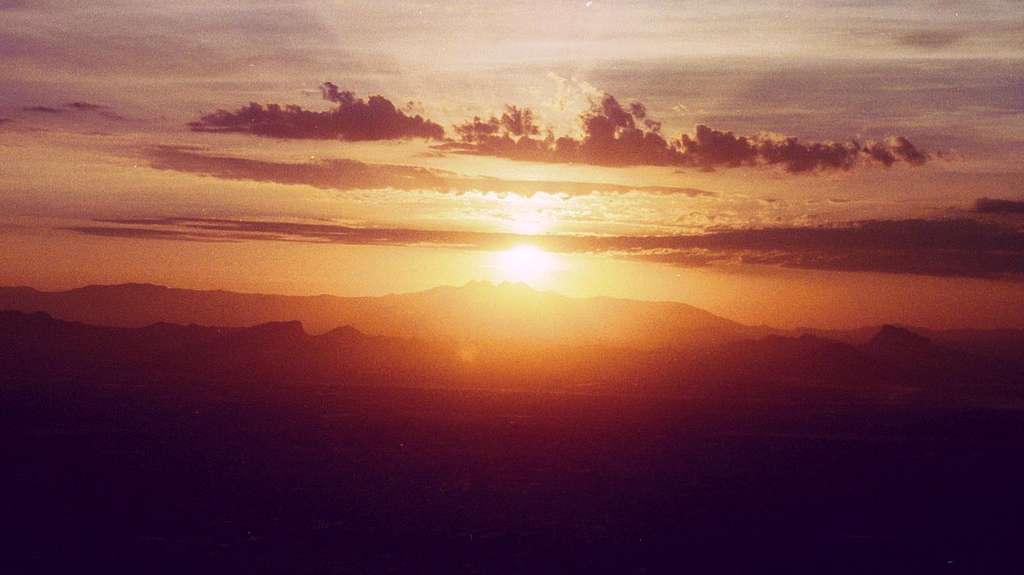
[865,324,933,352]
[7,283,1023,361]
[6,309,1024,574]
[0,310,420,387]
[2,310,1020,399]
[0,282,761,349]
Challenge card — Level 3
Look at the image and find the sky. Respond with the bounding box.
[1,0,1023,328]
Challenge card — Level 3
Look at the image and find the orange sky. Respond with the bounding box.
[1,1,1022,329]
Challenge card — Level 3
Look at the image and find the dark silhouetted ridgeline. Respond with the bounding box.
[3,298,1024,573]
[0,282,759,348]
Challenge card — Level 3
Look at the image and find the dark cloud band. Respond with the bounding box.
[67,217,1024,279]
[975,197,1024,214]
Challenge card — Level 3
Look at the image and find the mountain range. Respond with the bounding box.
[2,282,1022,362]
[4,286,1023,572]
[0,282,756,348]
[2,307,1020,402]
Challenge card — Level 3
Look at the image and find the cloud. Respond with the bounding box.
[149,146,449,191]
[62,226,242,243]
[630,219,1024,278]
[180,74,937,175]
[861,136,928,167]
[0,4,369,81]
[18,101,123,121]
[146,146,717,197]
[67,217,1024,279]
[897,29,966,50]
[975,197,1024,214]
[449,94,681,167]
[448,92,931,172]
[0,0,34,9]
[0,117,11,125]
[189,83,445,141]
[65,101,107,111]
[70,218,515,250]
[682,129,929,172]
[22,106,62,114]
[65,101,123,120]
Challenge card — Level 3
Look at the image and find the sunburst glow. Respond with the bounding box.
[491,245,560,285]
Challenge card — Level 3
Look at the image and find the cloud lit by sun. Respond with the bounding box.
[499,193,560,236]
[507,219,548,235]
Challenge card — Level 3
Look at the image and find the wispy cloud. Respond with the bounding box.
[65,101,106,111]
[896,29,966,50]
[22,106,61,113]
[146,146,718,197]
[18,101,122,120]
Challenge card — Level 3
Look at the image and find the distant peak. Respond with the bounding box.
[321,325,364,340]
[72,282,170,293]
[495,281,538,292]
[869,324,931,348]
[246,320,306,339]
[453,280,541,295]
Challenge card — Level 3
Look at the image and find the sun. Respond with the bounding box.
[491,245,559,285]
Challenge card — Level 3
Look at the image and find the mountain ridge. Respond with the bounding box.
[2,310,1021,399]
[0,281,753,349]
[2,282,1023,359]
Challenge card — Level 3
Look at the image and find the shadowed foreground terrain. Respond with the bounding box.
[2,303,1024,573]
